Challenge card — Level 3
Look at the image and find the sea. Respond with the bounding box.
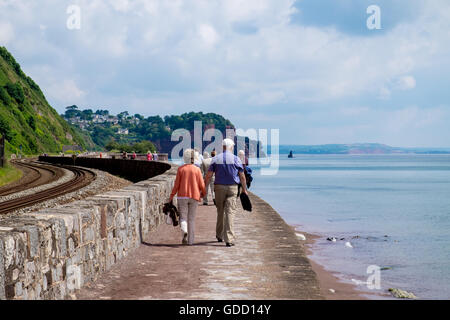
[249,154,450,299]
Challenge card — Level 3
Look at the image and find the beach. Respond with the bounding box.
[301,231,369,299]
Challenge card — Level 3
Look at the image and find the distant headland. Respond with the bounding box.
[277,143,450,155]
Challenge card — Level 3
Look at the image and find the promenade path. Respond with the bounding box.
[76,194,323,300]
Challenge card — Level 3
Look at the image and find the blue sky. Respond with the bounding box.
[1,0,450,147]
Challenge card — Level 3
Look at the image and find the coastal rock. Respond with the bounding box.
[388,288,417,299]
[327,237,337,242]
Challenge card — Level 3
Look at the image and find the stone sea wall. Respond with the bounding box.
[38,156,171,183]
[0,162,177,300]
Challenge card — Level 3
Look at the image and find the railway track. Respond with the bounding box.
[0,161,96,215]
[0,160,64,196]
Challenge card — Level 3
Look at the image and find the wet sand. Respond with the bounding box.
[301,231,367,299]
[289,224,393,300]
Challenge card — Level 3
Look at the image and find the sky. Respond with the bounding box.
[1,0,450,147]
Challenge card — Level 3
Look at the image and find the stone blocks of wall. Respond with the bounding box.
[0,165,177,300]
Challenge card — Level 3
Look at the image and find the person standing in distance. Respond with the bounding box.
[201,151,215,205]
[204,139,247,247]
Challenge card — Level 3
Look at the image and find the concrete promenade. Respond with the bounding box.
[76,193,323,300]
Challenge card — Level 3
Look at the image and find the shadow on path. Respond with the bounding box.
[142,241,219,248]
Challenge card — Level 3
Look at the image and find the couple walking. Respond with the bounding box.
[169,139,248,246]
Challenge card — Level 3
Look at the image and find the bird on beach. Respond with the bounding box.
[296,233,306,240]
[345,242,353,248]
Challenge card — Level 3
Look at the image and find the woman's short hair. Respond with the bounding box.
[238,150,245,161]
[183,148,198,164]
[203,151,210,159]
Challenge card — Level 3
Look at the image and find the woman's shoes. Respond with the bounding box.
[226,242,235,247]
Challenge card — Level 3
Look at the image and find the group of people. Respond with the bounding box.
[169,138,249,247]
[146,151,158,161]
[120,151,158,161]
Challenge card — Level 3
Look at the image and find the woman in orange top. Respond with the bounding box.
[170,149,206,245]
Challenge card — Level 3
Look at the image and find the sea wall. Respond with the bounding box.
[0,160,177,300]
[38,156,171,183]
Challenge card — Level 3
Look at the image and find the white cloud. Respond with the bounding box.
[248,90,287,106]
[198,24,219,47]
[0,22,14,44]
[339,106,370,116]
[396,76,416,90]
[110,0,130,12]
[2,0,446,104]
[378,87,391,100]
[47,80,86,103]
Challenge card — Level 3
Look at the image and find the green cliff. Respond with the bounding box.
[0,46,92,155]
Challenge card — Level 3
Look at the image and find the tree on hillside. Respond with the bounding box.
[105,140,156,153]
[0,46,25,77]
[0,116,13,141]
[118,111,129,119]
[5,83,25,104]
[65,105,81,118]
[91,125,117,146]
[81,109,93,120]
[105,140,121,151]
[95,109,109,116]
[0,87,12,106]
[27,116,36,131]
[133,140,156,153]
[163,112,233,132]
[147,115,164,125]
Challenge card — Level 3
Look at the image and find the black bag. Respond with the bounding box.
[244,166,253,189]
[240,193,252,212]
[163,202,179,226]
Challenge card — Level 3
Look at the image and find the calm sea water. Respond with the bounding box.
[250,154,450,299]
